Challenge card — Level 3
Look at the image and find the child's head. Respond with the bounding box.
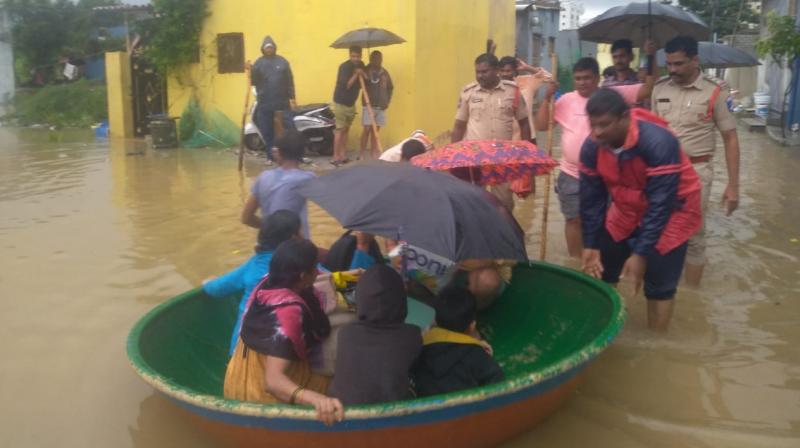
[400,139,426,161]
[435,284,477,334]
[257,209,302,252]
[274,130,307,163]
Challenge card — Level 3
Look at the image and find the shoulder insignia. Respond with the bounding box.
[500,79,519,88]
[702,74,731,89]
[462,82,478,93]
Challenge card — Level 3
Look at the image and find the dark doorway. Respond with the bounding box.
[130,50,168,137]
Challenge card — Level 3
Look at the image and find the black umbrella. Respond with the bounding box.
[578,2,709,46]
[656,41,760,69]
[295,161,527,262]
[330,27,406,49]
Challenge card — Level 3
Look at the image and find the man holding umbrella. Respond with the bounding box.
[651,36,740,286]
[331,46,366,166]
[451,53,532,212]
[601,39,640,87]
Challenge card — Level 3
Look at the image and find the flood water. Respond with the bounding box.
[0,126,798,447]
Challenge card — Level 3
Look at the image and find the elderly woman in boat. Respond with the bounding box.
[223,239,344,425]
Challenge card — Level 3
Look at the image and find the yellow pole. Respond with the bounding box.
[539,49,558,261]
[238,66,252,172]
[358,76,383,152]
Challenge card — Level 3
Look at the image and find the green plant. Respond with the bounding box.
[139,0,210,73]
[756,12,800,67]
[678,0,760,38]
[10,80,108,128]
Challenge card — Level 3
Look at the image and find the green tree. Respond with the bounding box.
[756,12,800,67]
[137,0,210,73]
[3,0,123,85]
[678,0,760,39]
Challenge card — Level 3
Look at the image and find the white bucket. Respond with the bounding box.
[753,92,770,118]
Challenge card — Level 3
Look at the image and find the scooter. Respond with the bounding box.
[243,95,336,156]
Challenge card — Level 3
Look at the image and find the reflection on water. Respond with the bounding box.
[0,126,797,447]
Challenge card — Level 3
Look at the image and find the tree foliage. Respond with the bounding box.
[4,0,125,84]
[678,0,760,39]
[138,0,210,74]
[756,11,800,68]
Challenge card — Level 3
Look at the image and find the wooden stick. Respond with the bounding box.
[238,67,252,172]
[358,76,383,152]
[539,50,558,261]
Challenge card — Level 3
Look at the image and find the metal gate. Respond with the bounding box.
[130,51,167,137]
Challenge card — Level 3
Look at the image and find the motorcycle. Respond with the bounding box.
[244,95,336,156]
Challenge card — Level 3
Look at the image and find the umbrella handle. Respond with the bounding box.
[238,65,252,172]
[540,50,558,261]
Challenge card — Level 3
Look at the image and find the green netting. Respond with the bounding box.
[178,97,240,148]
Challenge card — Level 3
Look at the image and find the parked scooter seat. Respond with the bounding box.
[293,103,329,115]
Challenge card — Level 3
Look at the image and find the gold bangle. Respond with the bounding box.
[290,386,304,405]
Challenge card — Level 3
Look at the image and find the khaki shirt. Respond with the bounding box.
[651,73,737,157]
[455,80,528,140]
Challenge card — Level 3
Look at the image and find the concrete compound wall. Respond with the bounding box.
[105,52,134,138]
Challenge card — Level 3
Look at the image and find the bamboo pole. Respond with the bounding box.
[238,66,252,172]
[358,76,383,152]
[539,49,558,261]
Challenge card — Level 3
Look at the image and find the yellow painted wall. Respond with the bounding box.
[105,52,134,138]
[167,0,514,149]
[415,0,515,141]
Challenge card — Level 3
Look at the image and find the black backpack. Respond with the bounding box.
[322,230,384,272]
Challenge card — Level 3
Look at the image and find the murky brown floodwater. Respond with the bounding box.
[0,125,798,447]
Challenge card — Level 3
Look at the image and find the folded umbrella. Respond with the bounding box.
[295,161,527,262]
[410,140,558,186]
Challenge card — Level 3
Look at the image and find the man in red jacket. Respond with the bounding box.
[579,88,702,332]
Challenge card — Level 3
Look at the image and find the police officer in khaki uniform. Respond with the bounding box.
[652,36,740,286]
[452,53,532,211]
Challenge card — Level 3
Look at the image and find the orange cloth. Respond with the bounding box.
[223,338,331,403]
[509,73,549,195]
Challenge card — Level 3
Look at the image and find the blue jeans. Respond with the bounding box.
[254,104,294,160]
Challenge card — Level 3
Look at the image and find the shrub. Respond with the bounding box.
[10,80,108,128]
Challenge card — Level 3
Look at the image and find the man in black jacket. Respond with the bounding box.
[251,36,296,161]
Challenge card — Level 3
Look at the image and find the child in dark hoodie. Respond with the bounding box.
[328,264,422,405]
[413,285,505,397]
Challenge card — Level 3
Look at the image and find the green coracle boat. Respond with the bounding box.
[127,262,625,448]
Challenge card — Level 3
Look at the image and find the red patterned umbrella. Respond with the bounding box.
[410,140,558,186]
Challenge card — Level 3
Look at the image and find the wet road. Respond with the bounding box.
[0,126,797,447]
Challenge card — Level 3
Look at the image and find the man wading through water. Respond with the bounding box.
[580,88,702,331]
[250,36,296,163]
[651,36,741,286]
